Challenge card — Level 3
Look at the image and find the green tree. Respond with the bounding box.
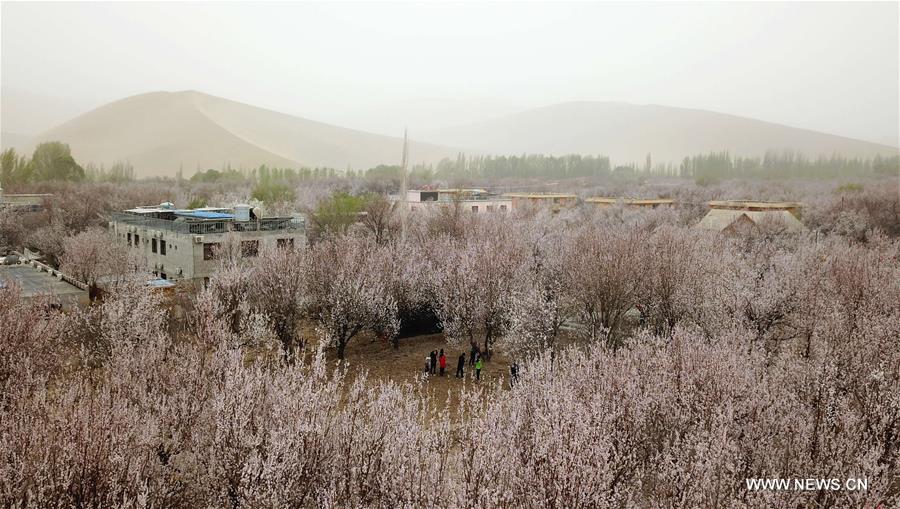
[251,180,296,205]
[30,142,84,182]
[1,148,18,185]
[190,169,223,183]
[1,148,31,185]
[873,155,900,176]
[308,191,373,240]
[187,196,209,209]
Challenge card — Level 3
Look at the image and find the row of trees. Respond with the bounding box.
[83,161,135,183]
[4,144,896,191]
[2,201,898,507]
[413,152,898,181]
[431,154,615,179]
[1,143,86,184]
[187,164,345,185]
[680,151,900,182]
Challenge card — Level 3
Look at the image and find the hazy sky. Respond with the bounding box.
[2,1,898,145]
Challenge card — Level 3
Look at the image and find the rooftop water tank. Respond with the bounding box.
[234,204,251,222]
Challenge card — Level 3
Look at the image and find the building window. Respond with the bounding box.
[487,205,494,212]
[134,234,140,246]
[500,204,508,211]
[160,272,167,280]
[471,205,479,212]
[152,238,158,254]
[127,232,132,245]
[277,238,294,249]
[241,240,259,257]
[203,242,220,260]
[160,241,167,256]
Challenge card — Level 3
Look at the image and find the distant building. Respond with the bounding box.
[586,197,675,209]
[0,185,52,212]
[697,200,807,234]
[0,262,90,309]
[502,193,578,211]
[399,188,512,213]
[108,203,305,282]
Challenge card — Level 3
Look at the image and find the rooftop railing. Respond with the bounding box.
[111,213,305,235]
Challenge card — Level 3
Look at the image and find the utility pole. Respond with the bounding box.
[399,128,409,243]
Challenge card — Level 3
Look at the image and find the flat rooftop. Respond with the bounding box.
[502,192,577,199]
[112,206,303,235]
[586,197,675,205]
[708,200,803,210]
[174,211,234,220]
[0,264,88,299]
[412,188,488,193]
[0,193,52,208]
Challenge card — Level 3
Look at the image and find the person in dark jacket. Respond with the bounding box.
[430,350,437,375]
[456,353,466,378]
[469,343,478,366]
[438,350,447,376]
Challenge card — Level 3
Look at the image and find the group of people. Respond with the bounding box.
[423,344,519,385]
[424,347,485,381]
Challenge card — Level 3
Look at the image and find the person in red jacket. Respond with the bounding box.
[438,349,447,376]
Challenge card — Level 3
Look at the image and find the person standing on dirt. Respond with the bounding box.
[475,355,483,382]
[509,362,519,387]
[424,356,431,376]
[439,349,447,376]
[470,343,479,367]
[430,350,437,375]
[456,353,465,378]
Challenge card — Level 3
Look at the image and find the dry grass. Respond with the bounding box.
[299,321,598,420]
[301,329,514,419]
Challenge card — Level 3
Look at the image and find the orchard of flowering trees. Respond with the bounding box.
[2,184,900,508]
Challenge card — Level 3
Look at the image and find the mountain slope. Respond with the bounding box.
[420,102,899,164]
[27,91,459,178]
[1,88,95,137]
[1,132,32,151]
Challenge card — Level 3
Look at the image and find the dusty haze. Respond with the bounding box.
[2,1,898,148]
[14,91,894,178]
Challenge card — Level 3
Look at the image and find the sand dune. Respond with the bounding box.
[20,93,898,178]
[1,132,32,151]
[420,101,899,164]
[26,91,459,178]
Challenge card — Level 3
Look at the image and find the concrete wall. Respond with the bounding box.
[110,221,305,281]
[406,199,512,213]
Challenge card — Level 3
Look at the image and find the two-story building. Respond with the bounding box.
[109,203,305,283]
[502,192,578,211]
[585,197,675,209]
[399,188,513,213]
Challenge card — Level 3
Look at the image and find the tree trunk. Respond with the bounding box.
[281,338,296,365]
[337,338,347,360]
[88,283,100,302]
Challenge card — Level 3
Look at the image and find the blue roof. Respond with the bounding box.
[147,279,176,288]
[174,211,234,220]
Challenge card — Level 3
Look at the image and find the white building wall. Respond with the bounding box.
[110,221,304,281]
[405,199,512,213]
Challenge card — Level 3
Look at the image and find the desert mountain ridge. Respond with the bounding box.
[8,91,898,178]
[421,101,899,164]
[16,90,460,178]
